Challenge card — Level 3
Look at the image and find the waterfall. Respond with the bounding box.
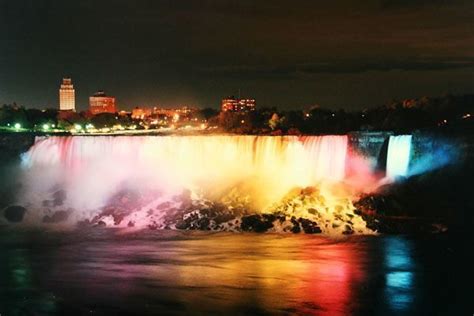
[20,135,349,210]
[386,135,412,179]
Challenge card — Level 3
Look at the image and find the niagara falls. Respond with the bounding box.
[2,1,473,314]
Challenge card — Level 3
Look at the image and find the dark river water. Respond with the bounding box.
[0,229,471,315]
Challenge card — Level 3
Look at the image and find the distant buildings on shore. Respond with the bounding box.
[89,90,116,115]
[58,78,256,121]
[221,96,256,113]
[131,106,198,126]
[59,78,75,111]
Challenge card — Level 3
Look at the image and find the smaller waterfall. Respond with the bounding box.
[386,135,412,179]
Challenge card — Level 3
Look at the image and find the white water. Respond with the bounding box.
[20,135,349,212]
[386,135,412,179]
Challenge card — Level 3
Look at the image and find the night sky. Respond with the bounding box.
[1,0,473,111]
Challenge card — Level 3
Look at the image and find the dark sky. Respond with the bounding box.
[1,0,473,111]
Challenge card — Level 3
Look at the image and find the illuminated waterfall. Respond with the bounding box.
[21,135,349,210]
[386,135,412,179]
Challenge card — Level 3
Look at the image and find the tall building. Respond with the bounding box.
[221,96,256,112]
[59,78,75,111]
[89,90,116,115]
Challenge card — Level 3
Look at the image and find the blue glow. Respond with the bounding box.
[383,237,416,312]
[408,143,457,177]
[387,271,414,290]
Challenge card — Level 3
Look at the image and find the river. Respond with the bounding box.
[0,229,470,315]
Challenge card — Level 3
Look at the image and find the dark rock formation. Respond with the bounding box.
[355,163,474,234]
[3,205,27,223]
[299,218,322,234]
[95,221,106,227]
[241,215,275,232]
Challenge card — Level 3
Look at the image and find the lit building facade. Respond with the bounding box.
[132,106,197,120]
[221,96,256,112]
[89,90,116,115]
[59,78,75,111]
[131,107,152,119]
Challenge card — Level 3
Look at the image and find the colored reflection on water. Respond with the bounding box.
[0,230,469,315]
[383,237,416,312]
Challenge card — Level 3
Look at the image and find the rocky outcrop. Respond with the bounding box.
[354,163,474,233]
[3,205,27,223]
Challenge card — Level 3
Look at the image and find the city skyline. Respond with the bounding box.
[1,1,473,110]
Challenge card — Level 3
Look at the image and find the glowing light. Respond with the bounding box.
[42,124,50,130]
[20,135,374,229]
[386,135,412,179]
[383,237,415,311]
[14,123,21,129]
[74,124,82,131]
[463,113,471,119]
[241,120,245,124]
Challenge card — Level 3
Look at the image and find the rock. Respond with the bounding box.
[291,223,301,233]
[197,217,210,230]
[241,215,274,233]
[99,206,130,225]
[42,210,70,223]
[95,221,106,227]
[3,205,27,223]
[342,224,354,235]
[300,218,322,234]
[148,221,158,230]
[308,208,317,215]
[52,190,67,206]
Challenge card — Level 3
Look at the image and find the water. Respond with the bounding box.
[386,135,412,178]
[17,135,358,228]
[0,229,470,315]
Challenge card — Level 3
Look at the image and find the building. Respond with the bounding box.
[89,90,116,115]
[132,106,197,120]
[131,107,152,119]
[221,96,256,112]
[59,78,75,111]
